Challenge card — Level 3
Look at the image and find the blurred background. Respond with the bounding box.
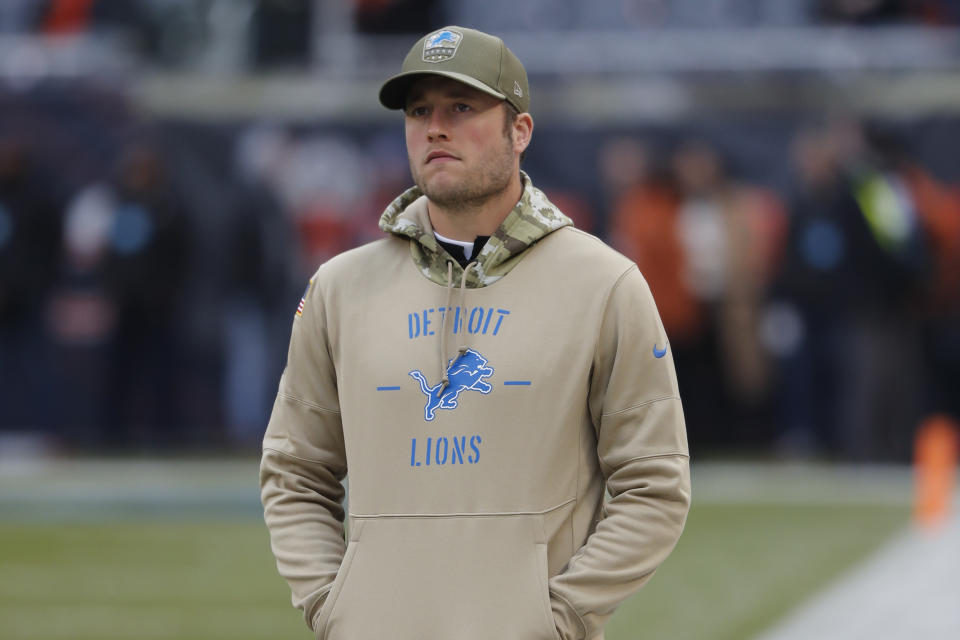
[1,1,958,639]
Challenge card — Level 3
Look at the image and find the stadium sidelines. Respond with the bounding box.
[1,457,932,639]
[757,508,960,639]
[0,457,264,521]
[0,457,914,519]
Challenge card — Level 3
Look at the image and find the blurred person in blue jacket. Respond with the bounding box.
[105,142,191,448]
[56,140,192,449]
[773,120,928,460]
[222,124,297,448]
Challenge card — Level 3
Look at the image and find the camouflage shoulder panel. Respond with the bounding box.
[482,172,572,275]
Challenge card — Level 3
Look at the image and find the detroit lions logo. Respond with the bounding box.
[409,349,494,421]
[422,29,463,63]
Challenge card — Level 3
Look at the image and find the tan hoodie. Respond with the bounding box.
[261,174,691,640]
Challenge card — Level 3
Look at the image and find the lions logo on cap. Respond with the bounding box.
[423,29,463,63]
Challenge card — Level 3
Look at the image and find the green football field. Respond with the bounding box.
[0,460,910,640]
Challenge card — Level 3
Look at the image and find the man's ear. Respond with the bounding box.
[513,113,533,155]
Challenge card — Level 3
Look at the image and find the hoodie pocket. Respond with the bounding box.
[318,515,560,640]
[312,534,361,639]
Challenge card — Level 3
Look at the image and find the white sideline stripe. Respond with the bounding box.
[692,462,913,505]
[0,459,915,505]
[0,458,263,519]
[755,505,960,640]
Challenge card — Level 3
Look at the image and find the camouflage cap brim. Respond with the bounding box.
[379,70,507,111]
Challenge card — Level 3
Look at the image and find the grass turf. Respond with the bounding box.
[606,502,908,640]
[0,521,312,640]
[0,502,907,640]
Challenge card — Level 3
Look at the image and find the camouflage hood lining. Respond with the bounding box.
[378,171,573,288]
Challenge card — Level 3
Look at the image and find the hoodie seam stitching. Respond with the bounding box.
[596,451,689,476]
[588,264,638,430]
[590,264,638,363]
[277,391,340,415]
[615,452,690,465]
[262,447,337,466]
[563,225,612,245]
[571,414,582,558]
[348,499,576,519]
[602,394,680,417]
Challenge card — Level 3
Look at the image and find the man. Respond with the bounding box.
[261,26,690,640]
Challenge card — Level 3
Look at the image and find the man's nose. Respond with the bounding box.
[426,112,449,141]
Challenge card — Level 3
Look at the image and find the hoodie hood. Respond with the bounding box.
[378,171,573,288]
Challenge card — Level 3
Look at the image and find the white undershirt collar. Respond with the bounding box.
[433,230,475,261]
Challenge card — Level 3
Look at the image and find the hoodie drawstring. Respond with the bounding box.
[439,261,455,388]
[439,260,475,389]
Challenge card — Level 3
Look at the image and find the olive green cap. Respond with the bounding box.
[379,26,530,114]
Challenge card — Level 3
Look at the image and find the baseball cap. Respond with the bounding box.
[379,26,529,114]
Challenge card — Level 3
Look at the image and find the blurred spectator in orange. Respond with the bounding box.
[603,138,713,446]
[906,164,960,313]
[40,0,159,53]
[717,169,787,414]
[542,188,595,234]
[275,133,370,280]
[605,137,702,344]
[41,0,96,34]
[605,136,783,450]
[0,136,63,434]
[353,130,411,246]
[881,129,960,424]
[671,140,785,447]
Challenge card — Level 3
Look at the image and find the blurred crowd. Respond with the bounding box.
[0,1,958,73]
[600,122,959,461]
[1,90,958,461]
[1,1,959,460]
[0,98,417,452]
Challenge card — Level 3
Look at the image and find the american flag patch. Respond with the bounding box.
[295,280,312,317]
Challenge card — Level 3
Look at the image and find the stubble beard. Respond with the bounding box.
[411,132,515,214]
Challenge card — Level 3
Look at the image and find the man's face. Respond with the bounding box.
[404,76,516,211]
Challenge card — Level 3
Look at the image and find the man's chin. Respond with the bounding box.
[419,175,461,200]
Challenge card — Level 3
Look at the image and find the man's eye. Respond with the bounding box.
[408,106,427,117]
[453,103,471,112]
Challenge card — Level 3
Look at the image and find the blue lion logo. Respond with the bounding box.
[409,349,494,421]
[426,30,460,49]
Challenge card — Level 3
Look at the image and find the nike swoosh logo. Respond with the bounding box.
[653,343,668,358]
